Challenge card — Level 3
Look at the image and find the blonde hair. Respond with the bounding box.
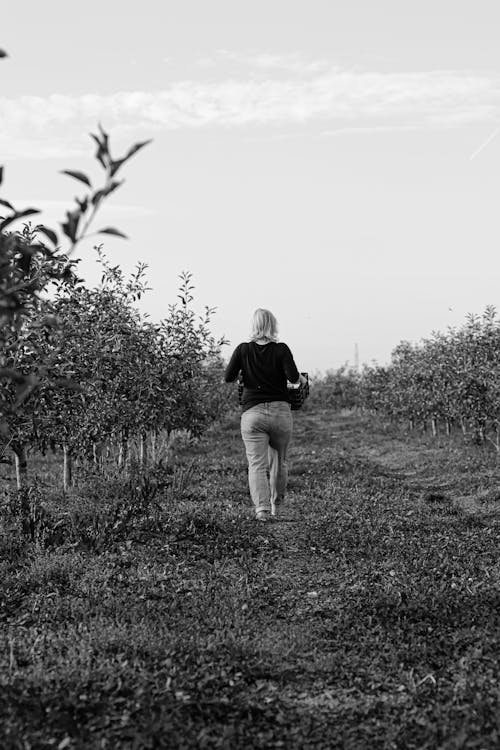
[250,308,279,342]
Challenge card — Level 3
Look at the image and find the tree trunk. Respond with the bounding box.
[431,417,437,438]
[92,442,102,472]
[139,433,147,469]
[460,417,467,437]
[12,444,28,490]
[409,418,415,431]
[150,431,157,464]
[63,444,73,491]
[445,420,451,436]
[118,434,129,471]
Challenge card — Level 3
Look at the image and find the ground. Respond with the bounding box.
[1,404,500,749]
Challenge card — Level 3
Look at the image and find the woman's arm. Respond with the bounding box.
[281,344,300,384]
[224,344,242,383]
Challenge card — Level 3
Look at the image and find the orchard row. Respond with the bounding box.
[1,228,230,489]
[315,306,500,448]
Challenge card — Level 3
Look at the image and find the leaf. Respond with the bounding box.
[98,122,109,142]
[0,165,3,185]
[76,196,89,213]
[0,49,8,59]
[125,139,153,161]
[0,198,14,211]
[92,179,123,205]
[98,122,110,160]
[109,158,126,177]
[103,179,123,198]
[90,133,108,169]
[37,225,58,246]
[0,208,40,232]
[105,140,153,178]
[90,126,111,170]
[61,209,81,243]
[91,188,105,206]
[97,227,128,239]
[60,169,92,188]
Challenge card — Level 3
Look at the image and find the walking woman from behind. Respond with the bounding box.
[225,309,306,522]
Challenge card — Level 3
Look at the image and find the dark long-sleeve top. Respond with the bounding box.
[224,341,300,412]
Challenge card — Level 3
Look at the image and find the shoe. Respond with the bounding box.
[256,510,272,522]
[271,499,289,519]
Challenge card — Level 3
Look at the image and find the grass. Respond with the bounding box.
[2,405,500,748]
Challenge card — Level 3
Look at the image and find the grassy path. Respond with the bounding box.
[2,406,500,748]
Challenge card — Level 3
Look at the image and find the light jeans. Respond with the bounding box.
[240,401,293,515]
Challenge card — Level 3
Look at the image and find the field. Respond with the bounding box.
[2,402,500,749]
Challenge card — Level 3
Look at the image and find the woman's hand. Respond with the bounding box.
[288,373,307,389]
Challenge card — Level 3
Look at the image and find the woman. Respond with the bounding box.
[225,308,306,521]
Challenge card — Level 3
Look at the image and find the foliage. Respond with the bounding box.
[368,308,500,442]
[1,249,230,485]
[316,307,500,448]
[311,365,361,411]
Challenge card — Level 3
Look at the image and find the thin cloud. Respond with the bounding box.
[1,64,500,158]
[213,50,332,75]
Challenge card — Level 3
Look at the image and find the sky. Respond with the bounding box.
[2,0,500,373]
